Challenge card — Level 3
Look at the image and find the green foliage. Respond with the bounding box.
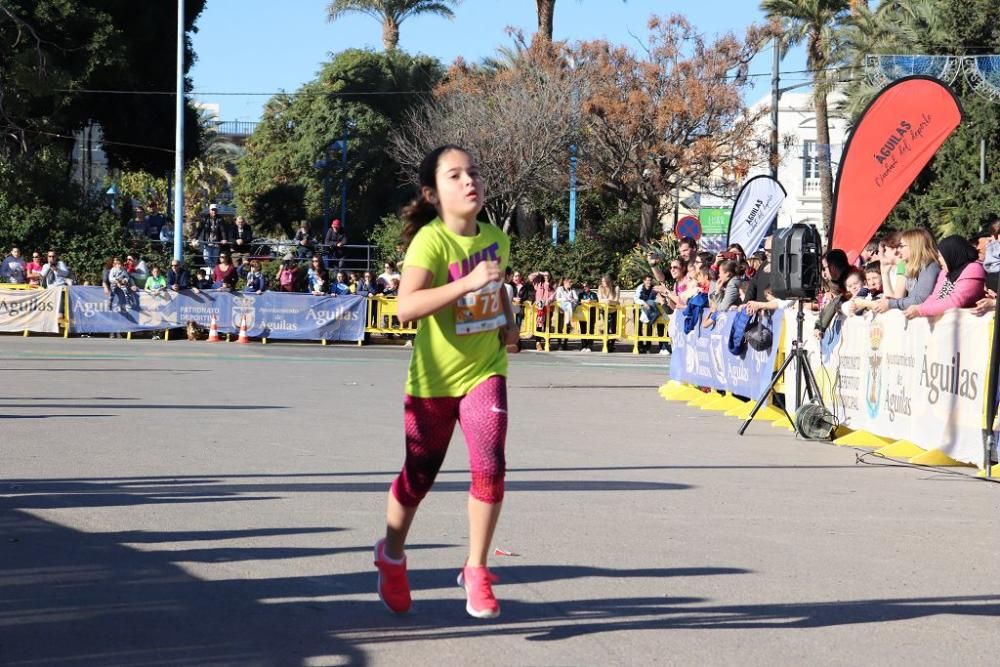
[369,214,406,266]
[234,49,443,240]
[509,231,619,285]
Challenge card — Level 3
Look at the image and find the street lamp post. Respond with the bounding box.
[172,0,185,262]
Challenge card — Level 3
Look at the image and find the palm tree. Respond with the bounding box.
[326,0,460,51]
[535,1,625,42]
[762,0,850,234]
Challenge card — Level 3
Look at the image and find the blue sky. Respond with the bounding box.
[189,0,808,122]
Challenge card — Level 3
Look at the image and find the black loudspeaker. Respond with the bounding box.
[771,224,822,300]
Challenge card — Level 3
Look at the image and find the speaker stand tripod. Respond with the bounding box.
[738,299,824,436]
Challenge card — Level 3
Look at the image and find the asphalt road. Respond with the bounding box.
[2,337,999,666]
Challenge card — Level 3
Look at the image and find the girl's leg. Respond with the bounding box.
[384,394,459,559]
[457,375,508,567]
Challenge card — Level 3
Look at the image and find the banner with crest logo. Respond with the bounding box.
[68,287,366,341]
[785,309,989,465]
[668,308,784,397]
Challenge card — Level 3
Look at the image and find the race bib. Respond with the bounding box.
[455,280,506,335]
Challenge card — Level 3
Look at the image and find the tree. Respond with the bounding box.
[0,0,205,172]
[762,0,850,236]
[326,0,460,51]
[389,40,577,232]
[574,16,769,241]
[534,1,626,43]
[235,49,443,238]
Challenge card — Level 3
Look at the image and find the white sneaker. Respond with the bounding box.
[658,349,670,355]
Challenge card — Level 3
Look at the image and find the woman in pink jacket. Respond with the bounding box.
[905,235,985,319]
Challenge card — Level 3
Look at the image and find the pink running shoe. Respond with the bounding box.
[458,565,500,619]
[374,539,411,614]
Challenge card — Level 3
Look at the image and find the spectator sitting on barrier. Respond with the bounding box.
[530,271,555,351]
[213,253,238,291]
[307,255,328,295]
[167,259,190,292]
[356,271,375,296]
[331,270,350,295]
[2,246,26,284]
[40,250,73,288]
[597,275,620,352]
[107,256,137,313]
[555,276,579,339]
[244,260,267,294]
[25,251,43,287]
[904,235,985,320]
[870,227,940,314]
[276,255,297,293]
[576,280,598,351]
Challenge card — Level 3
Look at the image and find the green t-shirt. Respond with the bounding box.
[403,219,510,398]
[145,275,167,290]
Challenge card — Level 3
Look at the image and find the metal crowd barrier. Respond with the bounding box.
[0,284,71,337]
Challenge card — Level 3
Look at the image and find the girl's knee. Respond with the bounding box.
[469,472,505,504]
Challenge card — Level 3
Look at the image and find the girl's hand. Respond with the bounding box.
[870,298,890,314]
[502,325,520,350]
[903,305,921,320]
[463,260,501,292]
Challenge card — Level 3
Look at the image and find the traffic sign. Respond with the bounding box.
[675,215,702,241]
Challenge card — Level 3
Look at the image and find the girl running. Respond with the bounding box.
[374,145,519,619]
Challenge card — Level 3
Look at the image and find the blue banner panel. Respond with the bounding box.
[668,308,783,397]
[68,287,366,342]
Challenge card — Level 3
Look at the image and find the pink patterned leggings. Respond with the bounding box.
[391,375,507,506]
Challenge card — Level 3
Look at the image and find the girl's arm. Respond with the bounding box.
[397,260,499,324]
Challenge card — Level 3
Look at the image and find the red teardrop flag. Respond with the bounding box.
[830,76,963,263]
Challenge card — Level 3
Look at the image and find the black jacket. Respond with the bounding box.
[167,267,190,289]
[197,216,229,244]
[232,223,253,249]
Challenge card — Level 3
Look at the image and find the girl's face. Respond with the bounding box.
[429,149,483,220]
[600,277,609,288]
[113,259,122,268]
[845,273,863,297]
[643,277,653,288]
[562,279,572,288]
[899,240,911,261]
[151,267,160,276]
[336,272,345,283]
[866,271,882,291]
[718,267,731,283]
[696,273,711,290]
[364,272,373,281]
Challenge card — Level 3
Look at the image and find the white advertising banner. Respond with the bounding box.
[726,175,786,254]
[784,308,989,465]
[0,288,62,333]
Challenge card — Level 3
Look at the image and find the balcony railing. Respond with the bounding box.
[213,121,259,137]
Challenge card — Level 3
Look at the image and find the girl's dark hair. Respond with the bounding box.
[401,144,471,248]
[718,259,738,278]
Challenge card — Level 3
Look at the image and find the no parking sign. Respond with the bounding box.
[675,215,701,241]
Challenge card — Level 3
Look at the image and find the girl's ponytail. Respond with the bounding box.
[399,144,469,250]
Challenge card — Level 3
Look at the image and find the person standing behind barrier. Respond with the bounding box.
[509,270,530,332]
[25,251,43,287]
[307,255,328,295]
[635,275,661,354]
[378,261,400,291]
[374,144,518,620]
[39,251,73,288]
[325,219,348,270]
[905,235,984,319]
[293,221,314,260]
[212,253,238,291]
[195,204,228,268]
[244,260,267,294]
[1,247,26,284]
[869,228,940,315]
[231,216,253,264]
[145,202,167,241]
[144,265,167,297]
[167,259,190,292]
[331,271,350,295]
[276,256,297,293]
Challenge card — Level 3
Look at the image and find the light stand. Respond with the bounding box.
[738,299,824,437]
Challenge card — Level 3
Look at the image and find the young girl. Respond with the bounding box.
[374,145,518,620]
[244,260,266,294]
[144,265,167,297]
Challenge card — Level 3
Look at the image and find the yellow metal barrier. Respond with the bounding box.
[365,296,416,338]
[517,301,670,353]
